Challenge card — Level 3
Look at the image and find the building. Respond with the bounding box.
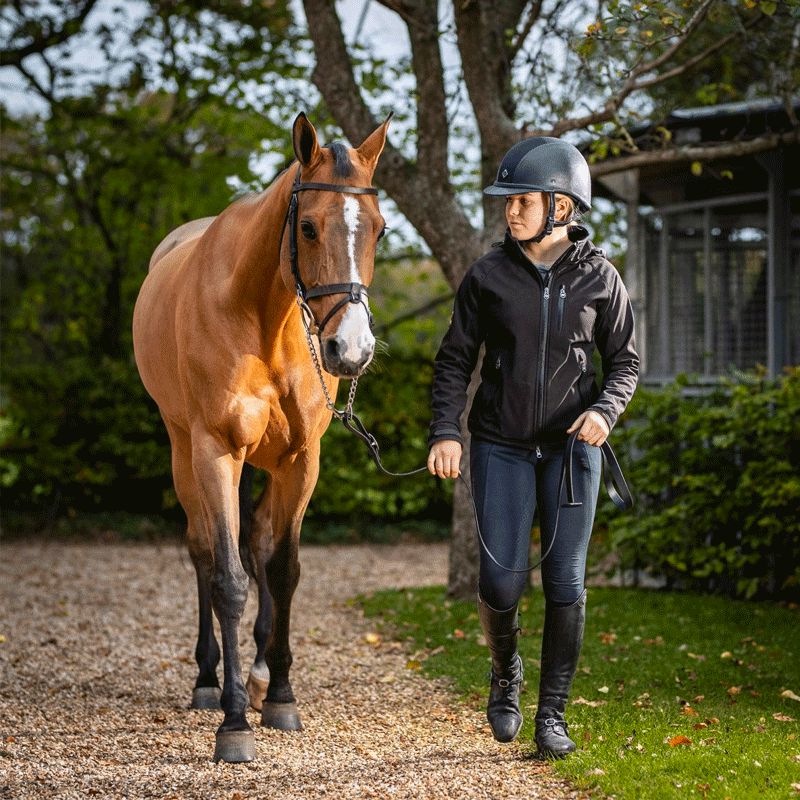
[592,98,800,384]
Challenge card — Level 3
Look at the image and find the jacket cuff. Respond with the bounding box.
[588,406,615,431]
[428,423,463,448]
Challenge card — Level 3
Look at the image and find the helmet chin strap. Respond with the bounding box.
[521,191,571,245]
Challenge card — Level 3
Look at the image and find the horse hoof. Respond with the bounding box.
[191,686,222,710]
[213,729,255,763]
[246,672,268,712]
[261,701,303,731]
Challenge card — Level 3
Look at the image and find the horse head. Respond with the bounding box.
[281,112,391,378]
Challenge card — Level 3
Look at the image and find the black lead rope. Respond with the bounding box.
[337,413,634,573]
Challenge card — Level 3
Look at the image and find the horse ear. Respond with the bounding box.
[292,112,321,167]
[356,112,393,171]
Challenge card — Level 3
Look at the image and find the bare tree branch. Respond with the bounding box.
[508,0,544,61]
[590,130,800,178]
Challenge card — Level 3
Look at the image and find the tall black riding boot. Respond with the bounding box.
[534,588,587,759]
[477,593,524,743]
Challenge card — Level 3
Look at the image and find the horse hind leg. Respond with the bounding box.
[260,446,320,732]
[240,464,273,712]
[165,421,221,711]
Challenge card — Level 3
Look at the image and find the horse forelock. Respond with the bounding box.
[324,142,353,179]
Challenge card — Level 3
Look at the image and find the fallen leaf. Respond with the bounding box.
[406,660,422,671]
[363,632,381,645]
[573,696,607,707]
[378,674,395,683]
[693,722,708,730]
[727,686,742,696]
[644,636,664,645]
[791,783,800,795]
[668,735,692,747]
[781,690,800,702]
[687,652,706,661]
[681,706,699,716]
[700,737,717,745]
[720,651,733,659]
[598,685,609,694]
[585,768,605,776]
[705,717,720,725]
[599,631,617,645]
[452,629,465,639]
[693,695,705,703]
[773,712,796,722]
[0,635,5,644]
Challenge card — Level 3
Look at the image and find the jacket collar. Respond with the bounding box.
[502,224,593,275]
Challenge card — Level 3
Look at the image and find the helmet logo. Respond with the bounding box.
[501,169,509,178]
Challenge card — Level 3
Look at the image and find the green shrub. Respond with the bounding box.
[596,367,800,600]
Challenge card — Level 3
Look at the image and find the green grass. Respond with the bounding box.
[358,585,800,799]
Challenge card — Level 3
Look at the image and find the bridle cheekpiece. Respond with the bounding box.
[282,166,378,336]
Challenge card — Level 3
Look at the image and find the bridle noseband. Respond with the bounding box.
[282,166,378,336]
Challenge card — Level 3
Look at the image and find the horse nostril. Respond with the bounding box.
[323,338,340,362]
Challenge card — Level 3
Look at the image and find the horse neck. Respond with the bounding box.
[228,167,298,344]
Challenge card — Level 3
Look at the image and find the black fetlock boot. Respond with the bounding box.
[477,593,524,743]
[535,588,587,759]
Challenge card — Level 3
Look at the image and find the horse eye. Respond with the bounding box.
[377,225,388,240]
[300,220,316,240]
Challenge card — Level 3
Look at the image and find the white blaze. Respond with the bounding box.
[343,195,361,282]
[336,194,374,363]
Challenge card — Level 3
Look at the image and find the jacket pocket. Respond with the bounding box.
[477,350,503,423]
[574,346,588,406]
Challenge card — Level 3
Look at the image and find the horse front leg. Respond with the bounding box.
[261,445,320,731]
[191,434,253,763]
[245,475,275,712]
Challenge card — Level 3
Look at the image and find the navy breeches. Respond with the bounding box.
[470,438,602,610]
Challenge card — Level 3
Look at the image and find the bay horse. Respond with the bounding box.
[132,112,391,763]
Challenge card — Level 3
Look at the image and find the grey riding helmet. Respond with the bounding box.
[484,137,592,242]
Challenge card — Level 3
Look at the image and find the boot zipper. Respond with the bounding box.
[557,285,566,332]
[535,445,542,459]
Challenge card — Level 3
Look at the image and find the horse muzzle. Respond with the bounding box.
[321,334,374,377]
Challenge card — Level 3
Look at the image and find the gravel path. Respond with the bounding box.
[0,541,581,799]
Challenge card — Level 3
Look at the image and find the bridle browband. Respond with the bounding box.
[281,166,378,336]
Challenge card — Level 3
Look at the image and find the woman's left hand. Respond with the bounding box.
[566,410,610,446]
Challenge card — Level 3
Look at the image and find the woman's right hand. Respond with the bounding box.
[427,440,463,479]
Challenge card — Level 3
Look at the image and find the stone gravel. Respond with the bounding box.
[0,540,583,799]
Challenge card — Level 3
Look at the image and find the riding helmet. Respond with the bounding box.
[484,137,592,212]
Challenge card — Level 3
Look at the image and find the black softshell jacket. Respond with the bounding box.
[429,227,639,449]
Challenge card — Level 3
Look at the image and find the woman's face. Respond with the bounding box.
[505,192,548,240]
[505,192,571,240]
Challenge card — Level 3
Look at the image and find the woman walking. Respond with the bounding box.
[427,137,639,758]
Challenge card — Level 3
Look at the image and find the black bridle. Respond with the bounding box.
[281,166,377,336]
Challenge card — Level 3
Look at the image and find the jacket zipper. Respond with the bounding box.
[557,285,566,332]
[536,271,552,435]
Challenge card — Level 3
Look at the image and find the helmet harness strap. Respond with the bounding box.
[521,191,573,245]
